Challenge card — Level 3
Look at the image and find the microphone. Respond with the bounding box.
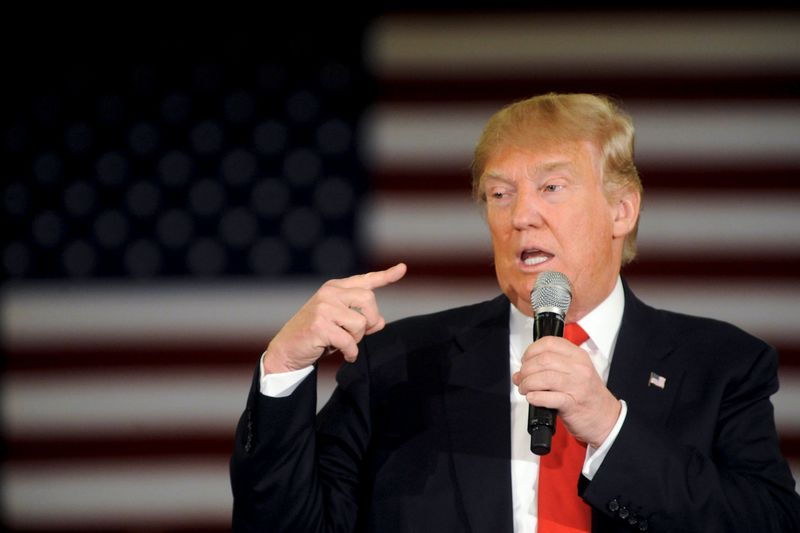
[527,271,573,456]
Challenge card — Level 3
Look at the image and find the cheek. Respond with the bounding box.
[557,209,610,259]
[487,213,511,242]
[579,213,615,259]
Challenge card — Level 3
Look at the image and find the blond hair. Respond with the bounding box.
[471,93,643,264]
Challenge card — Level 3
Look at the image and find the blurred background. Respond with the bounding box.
[2,4,799,531]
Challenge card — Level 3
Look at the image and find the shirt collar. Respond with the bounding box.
[577,276,625,359]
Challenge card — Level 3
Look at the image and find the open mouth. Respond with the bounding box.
[520,249,553,266]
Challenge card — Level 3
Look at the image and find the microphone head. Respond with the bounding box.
[530,271,573,318]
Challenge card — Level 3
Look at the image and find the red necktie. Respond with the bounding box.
[537,323,592,533]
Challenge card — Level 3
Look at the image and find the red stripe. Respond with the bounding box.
[6,434,234,464]
[624,258,800,281]
[4,340,800,372]
[5,432,798,464]
[3,346,262,373]
[3,347,344,373]
[781,434,800,459]
[365,258,800,282]
[378,74,800,103]
[371,165,800,193]
[3,523,230,533]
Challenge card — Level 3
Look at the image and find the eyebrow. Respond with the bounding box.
[481,172,512,183]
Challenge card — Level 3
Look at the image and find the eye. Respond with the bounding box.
[483,179,514,204]
[542,183,564,193]
[485,186,512,201]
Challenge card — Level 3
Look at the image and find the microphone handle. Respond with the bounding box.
[528,312,564,455]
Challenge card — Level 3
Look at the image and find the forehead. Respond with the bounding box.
[481,139,601,182]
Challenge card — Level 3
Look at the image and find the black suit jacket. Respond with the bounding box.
[231,282,800,532]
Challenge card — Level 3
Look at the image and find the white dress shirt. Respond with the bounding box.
[509,277,627,533]
[260,277,628,533]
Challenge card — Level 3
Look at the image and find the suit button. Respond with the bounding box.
[638,519,649,531]
[618,507,630,520]
[607,498,620,512]
[627,514,638,526]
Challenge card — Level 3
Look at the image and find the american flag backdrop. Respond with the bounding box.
[2,7,799,531]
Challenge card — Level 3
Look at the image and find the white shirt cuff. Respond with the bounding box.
[258,352,315,397]
[582,399,627,480]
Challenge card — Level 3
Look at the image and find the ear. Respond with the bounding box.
[611,187,641,238]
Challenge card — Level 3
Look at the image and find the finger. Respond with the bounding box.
[335,262,407,290]
[311,302,366,352]
[517,369,568,396]
[338,287,379,319]
[347,303,379,333]
[316,284,382,337]
[525,390,566,410]
[324,324,360,361]
[521,336,584,364]
[519,352,573,376]
[338,288,387,334]
[364,315,386,335]
[335,307,370,342]
[346,307,385,338]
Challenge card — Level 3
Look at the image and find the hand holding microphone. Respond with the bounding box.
[514,271,621,454]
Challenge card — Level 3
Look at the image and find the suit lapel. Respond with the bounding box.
[442,295,514,533]
[589,283,684,533]
[607,282,684,441]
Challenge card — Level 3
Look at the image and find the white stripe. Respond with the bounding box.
[359,193,491,258]
[4,457,794,530]
[625,280,800,345]
[2,362,798,445]
[628,102,800,164]
[791,461,800,493]
[362,102,800,169]
[636,192,800,253]
[3,278,800,348]
[360,192,800,257]
[0,279,318,347]
[2,368,251,438]
[368,12,800,76]
[2,458,230,528]
[775,371,800,433]
[2,366,340,440]
[359,104,489,168]
[0,279,501,349]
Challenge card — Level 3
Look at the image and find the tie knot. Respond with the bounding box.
[564,323,589,346]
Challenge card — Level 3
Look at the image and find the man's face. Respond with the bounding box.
[482,139,638,321]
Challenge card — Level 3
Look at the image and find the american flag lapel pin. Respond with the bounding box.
[648,372,667,389]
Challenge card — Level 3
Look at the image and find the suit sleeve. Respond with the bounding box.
[230,351,372,533]
[580,344,800,532]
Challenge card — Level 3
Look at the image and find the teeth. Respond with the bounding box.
[523,255,549,266]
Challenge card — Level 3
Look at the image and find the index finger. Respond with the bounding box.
[336,262,407,290]
[522,336,585,364]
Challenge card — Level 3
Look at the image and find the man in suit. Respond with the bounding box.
[230,93,800,532]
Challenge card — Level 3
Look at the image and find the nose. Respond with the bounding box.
[510,188,543,230]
